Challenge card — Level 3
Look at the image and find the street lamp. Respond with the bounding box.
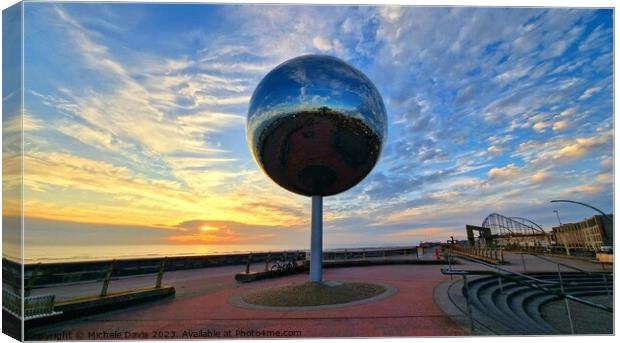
[553,210,562,226]
[550,200,613,223]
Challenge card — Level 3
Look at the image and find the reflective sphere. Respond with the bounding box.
[247,55,387,196]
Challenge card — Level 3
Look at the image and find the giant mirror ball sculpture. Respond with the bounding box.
[247,55,387,196]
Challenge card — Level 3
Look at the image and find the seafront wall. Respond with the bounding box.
[3,246,421,288]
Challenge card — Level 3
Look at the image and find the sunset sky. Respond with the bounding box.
[4,3,613,261]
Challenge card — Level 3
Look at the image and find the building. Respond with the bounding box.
[466,213,549,248]
[466,225,493,246]
[551,214,613,253]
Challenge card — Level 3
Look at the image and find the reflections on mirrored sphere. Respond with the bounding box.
[247,55,387,196]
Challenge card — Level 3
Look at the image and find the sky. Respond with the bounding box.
[2,3,614,261]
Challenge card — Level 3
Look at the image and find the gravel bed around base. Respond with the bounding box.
[230,281,397,311]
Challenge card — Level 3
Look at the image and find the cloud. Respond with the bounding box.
[312,36,332,52]
[554,136,610,161]
[428,190,461,201]
[532,121,551,132]
[43,20,199,153]
[599,157,613,171]
[595,173,612,184]
[541,39,568,59]
[46,7,248,158]
[26,7,271,219]
[487,145,504,154]
[517,134,612,165]
[566,183,604,195]
[21,150,304,228]
[378,6,403,23]
[4,112,43,133]
[456,84,477,104]
[560,107,577,117]
[361,166,458,201]
[552,120,570,131]
[495,65,532,83]
[488,134,515,145]
[579,24,612,52]
[579,86,602,100]
[56,122,133,154]
[488,164,522,180]
[531,170,550,183]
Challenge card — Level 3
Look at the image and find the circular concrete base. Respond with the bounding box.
[230,281,397,311]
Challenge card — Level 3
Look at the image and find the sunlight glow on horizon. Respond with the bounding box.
[200,226,220,232]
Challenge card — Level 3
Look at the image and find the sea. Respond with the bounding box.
[5,242,413,264]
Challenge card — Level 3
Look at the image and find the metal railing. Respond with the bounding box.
[521,252,611,296]
[23,294,61,320]
[2,289,21,318]
[445,256,612,309]
[442,266,613,334]
[448,252,559,285]
[447,244,504,263]
[2,289,62,320]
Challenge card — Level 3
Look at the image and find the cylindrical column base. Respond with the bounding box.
[310,196,323,283]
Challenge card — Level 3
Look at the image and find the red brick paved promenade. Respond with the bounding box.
[27,263,467,339]
[24,250,611,339]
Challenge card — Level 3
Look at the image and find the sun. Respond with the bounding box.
[200,226,219,233]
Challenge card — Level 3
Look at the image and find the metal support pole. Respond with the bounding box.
[521,252,527,272]
[448,246,453,280]
[557,265,575,334]
[156,257,166,288]
[310,195,323,282]
[463,275,474,334]
[25,263,42,297]
[602,273,610,296]
[496,266,503,292]
[554,210,562,226]
[245,252,252,274]
[100,259,116,297]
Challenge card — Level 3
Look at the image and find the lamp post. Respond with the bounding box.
[553,210,562,226]
[550,200,612,223]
